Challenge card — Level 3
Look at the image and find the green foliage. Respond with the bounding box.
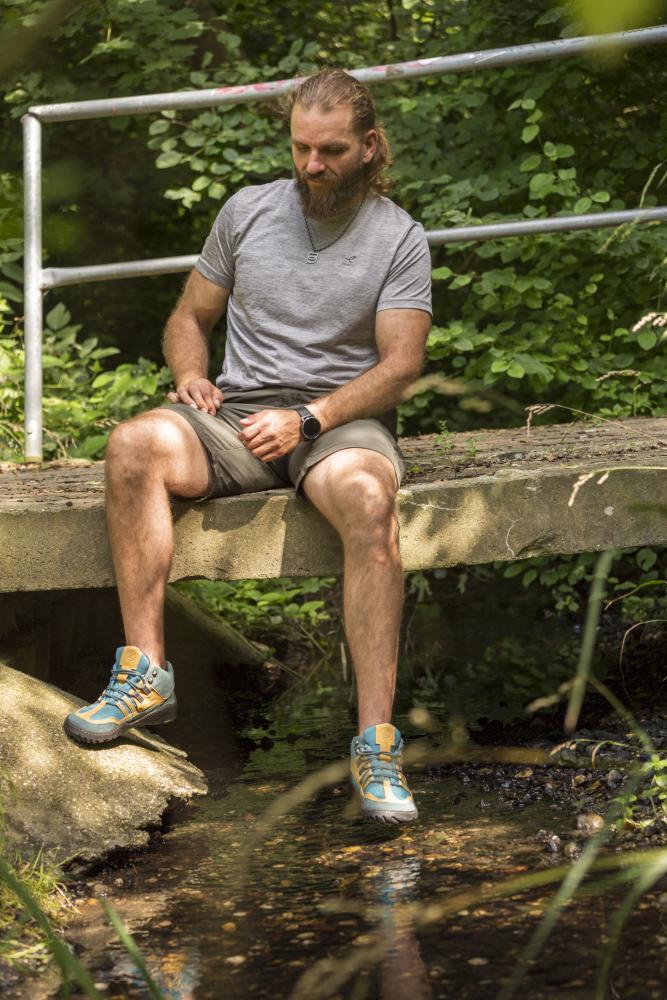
[175,576,336,644]
[0,297,171,460]
[502,548,666,615]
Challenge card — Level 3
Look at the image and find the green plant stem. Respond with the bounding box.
[565,548,616,734]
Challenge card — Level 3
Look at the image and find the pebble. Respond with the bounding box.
[576,812,605,835]
[225,955,247,967]
[468,957,489,966]
[222,922,236,933]
[546,834,562,854]
[606,769,623,785]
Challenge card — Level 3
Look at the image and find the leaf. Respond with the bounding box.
[156,150,182,169]
[507,361,525,378]
[521,124,539,143]
[638,330,657,351]
[432,266,453,280]
[520,154,541,173]
[45,302,70,331]
[148,119,169,136]
[574,197,592,213]
[192,175,211,191]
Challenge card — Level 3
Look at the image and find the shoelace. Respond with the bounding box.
[102,667,150,710]
[356,747,407,791]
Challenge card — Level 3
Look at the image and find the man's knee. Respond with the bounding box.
[308,450,399,543]
[106,409,191,475]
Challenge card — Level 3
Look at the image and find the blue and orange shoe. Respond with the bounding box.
[64,646,177,744]
[350,723,418,824]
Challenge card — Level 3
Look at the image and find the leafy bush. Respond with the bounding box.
[0,299,171,461]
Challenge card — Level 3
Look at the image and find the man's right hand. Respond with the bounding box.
[167,377,223,416]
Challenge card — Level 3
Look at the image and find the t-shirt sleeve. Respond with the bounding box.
[194,197,236,288]
[376,223,432,315]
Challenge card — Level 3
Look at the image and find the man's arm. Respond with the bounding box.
[238,308,431,461]
[164,269,231,415]
[308,308,431,431]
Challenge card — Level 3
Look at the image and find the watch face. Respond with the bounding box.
[302,415,321,440]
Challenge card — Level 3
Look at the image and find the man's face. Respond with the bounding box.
[290,102,377,219]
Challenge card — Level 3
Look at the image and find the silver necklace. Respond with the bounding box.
[302,199,364,264]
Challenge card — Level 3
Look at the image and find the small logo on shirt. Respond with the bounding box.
[342,255,357,267]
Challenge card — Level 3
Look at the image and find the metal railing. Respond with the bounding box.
[22,24,667,460]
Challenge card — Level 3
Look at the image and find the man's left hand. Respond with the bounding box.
[238,409,302,462]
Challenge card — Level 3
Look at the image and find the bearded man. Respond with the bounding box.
[65,69,432,825]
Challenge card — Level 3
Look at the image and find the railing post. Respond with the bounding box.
[22,112,43,463]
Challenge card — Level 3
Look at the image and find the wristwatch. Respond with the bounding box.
[296,405,322,441]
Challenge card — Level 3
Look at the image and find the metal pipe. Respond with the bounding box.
[427,206,667,245]
[28,24,667,122]
[22,113,43,462]
[40,206,667,289]
[41,254,198,289]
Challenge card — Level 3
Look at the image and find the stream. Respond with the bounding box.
[19,572,667,998]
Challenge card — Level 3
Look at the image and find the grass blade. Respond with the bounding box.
[0,855,102,999]
[100,898,164,1000]
[565,548,616,734]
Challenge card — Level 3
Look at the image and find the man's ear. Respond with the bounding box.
[363,129,378,163]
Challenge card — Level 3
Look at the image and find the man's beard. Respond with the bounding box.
[295,158,369,220]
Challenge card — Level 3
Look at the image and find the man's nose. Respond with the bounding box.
[306,151,326,174]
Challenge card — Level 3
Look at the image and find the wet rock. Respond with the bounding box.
[576,812,605,836]
[0,663,207,864]
[546,834,562,854]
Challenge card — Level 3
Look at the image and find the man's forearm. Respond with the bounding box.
[162,313,210,384]
[307,360,420,433]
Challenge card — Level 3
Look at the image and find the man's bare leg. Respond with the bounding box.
[105,408,212,667]
[301,448,403,733]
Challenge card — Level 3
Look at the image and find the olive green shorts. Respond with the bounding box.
[162,388,404,499]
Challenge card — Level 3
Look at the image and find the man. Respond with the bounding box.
[64,69,432,824]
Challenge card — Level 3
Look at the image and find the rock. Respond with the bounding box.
[576,812,605,836]
[606,769,623,785]
[0,663,207,864]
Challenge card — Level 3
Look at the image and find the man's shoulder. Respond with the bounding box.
[367,194,425,236]
[225,178,293,212]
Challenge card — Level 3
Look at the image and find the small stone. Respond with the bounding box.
[606,769,623,785]
[468,957,489,966]
[225,955,247,967]
[572,773,589,786]
[564,842,581,859]
[516,769,533,779]
[113,877,123,887]
[222,922,236,933]
[546,834,562,854]
[576,812,605,835]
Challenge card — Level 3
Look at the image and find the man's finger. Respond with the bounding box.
[175,386,197,407]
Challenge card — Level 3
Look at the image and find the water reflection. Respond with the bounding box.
[373,860,432,1000]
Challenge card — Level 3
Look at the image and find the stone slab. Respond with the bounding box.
[0,417,666,591]
[0,663,207,864]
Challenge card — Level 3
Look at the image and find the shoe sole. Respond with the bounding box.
[361,805,418,824]
[64,698,178,745]
[351,777,418,824]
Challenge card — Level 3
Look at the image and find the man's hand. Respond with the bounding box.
[167,377,223,416]
[238,409,301,462]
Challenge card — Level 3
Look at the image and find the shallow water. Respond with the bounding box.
[24,572,667,999]
[56,674,667,1000]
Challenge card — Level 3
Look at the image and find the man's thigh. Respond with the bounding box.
[161,402,290,498]
[288,418,404,494]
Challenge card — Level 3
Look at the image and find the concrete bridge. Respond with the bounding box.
[1,416,665,593]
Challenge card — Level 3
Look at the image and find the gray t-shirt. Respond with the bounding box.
[195,178,432,396]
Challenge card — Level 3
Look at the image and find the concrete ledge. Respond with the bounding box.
[1,417,666,591]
